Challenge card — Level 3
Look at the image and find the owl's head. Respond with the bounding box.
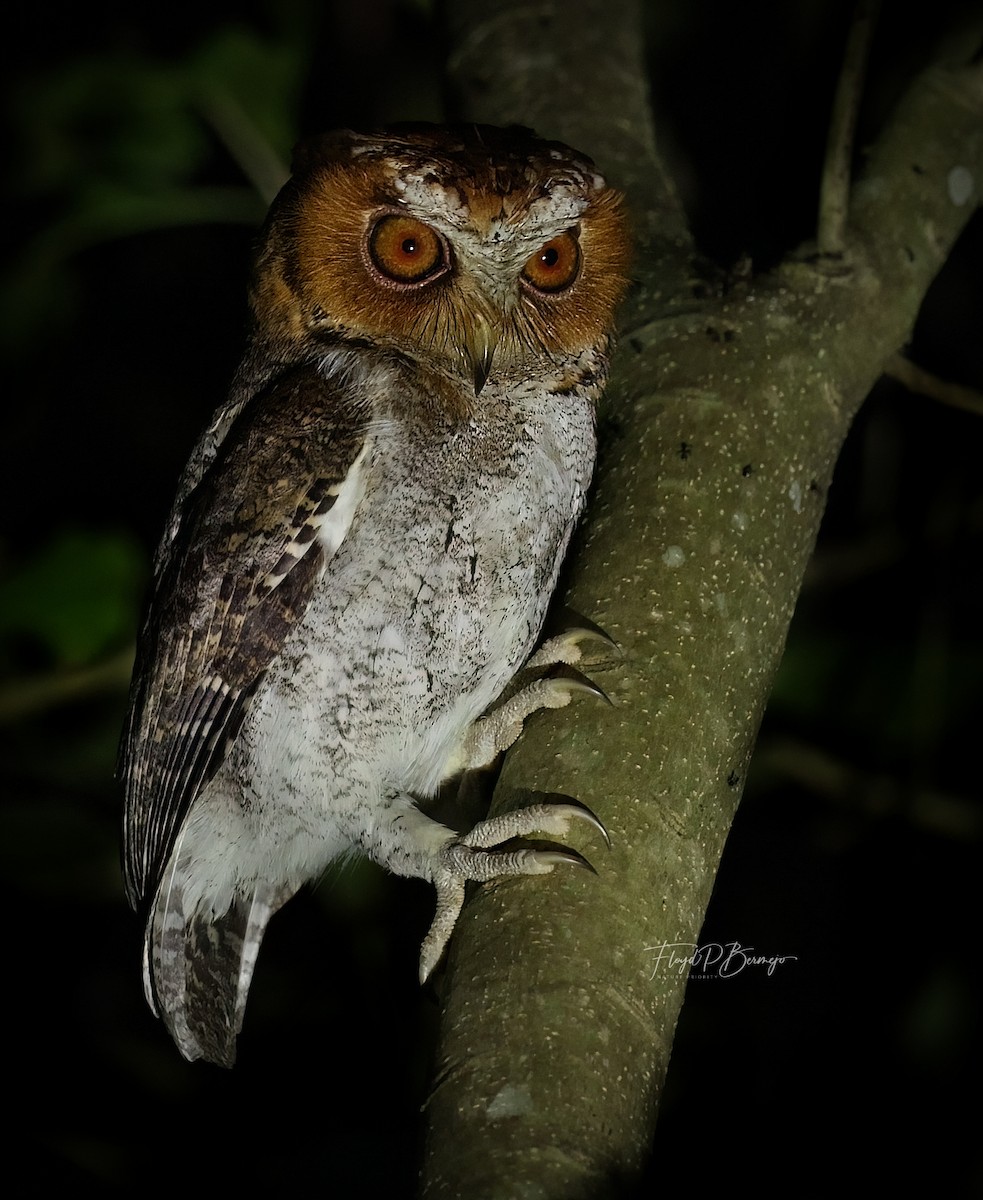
[251,124,631,393]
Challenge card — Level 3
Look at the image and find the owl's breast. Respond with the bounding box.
[253,374,596,799]
[374,383,593,654]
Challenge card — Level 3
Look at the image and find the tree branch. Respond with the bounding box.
[817,0,882,256]
[443,0,691,269]
[422,3,982,1194]
[884,352,983,416]
[0,646,134,723]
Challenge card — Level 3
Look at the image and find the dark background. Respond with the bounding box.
[1,1,980,1193]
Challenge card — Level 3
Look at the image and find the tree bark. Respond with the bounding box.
[422,3,983,1195]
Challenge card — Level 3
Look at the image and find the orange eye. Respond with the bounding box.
[521,231,581,293]
[367,214,447,285]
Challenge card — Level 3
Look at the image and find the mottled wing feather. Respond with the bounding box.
[121,364,368,909]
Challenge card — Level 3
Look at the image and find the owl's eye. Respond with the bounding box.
[367,214,448,285]
[521,231,581,294]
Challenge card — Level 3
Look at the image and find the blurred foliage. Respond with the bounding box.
[0,0,980,1194]
[0,529,144,670]
[2,19,308,353]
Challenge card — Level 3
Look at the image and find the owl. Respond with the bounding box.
[120,123,631,1066]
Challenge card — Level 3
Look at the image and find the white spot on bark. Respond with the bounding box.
[948,166,974,207]
[788,480,803,513]
[662,545,686,568]
[731,510,748,532]
[487,1084,534,1119]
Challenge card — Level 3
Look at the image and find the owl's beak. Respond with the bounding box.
[463,314,500,395]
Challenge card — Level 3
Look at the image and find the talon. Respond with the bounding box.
[532,847,597,875]
[525,618,621,671]
[419,795,610,980]
[548,664,614,707]
[551,796,612,849]
[549,607,621,648]
[564,613,622,655]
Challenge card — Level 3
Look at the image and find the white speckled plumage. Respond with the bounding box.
[121,123,630,1065]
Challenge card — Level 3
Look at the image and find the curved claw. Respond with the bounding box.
[533,847,597,875]
[525,617,622,672]
[549,607,622,651]
[548,664,614,707]
[565,614,622,656]
[550,796,612,849]
[419,796,610,981]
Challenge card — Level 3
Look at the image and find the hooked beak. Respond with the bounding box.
[462,313,500,395]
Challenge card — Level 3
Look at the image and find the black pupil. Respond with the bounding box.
[401,237,418,256]
[542,247,560,267]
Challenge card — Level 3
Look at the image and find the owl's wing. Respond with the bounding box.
[120,363,369,910]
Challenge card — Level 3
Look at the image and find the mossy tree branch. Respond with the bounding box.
[422,3,982,1195]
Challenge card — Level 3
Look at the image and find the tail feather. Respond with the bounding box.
[145,873,290,1067]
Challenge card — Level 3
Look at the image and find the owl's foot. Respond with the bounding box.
[459,668,611,772]
[420,798,609,982]
[525,617,620,671]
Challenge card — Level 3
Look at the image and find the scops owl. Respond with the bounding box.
[120,123,630,1065]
